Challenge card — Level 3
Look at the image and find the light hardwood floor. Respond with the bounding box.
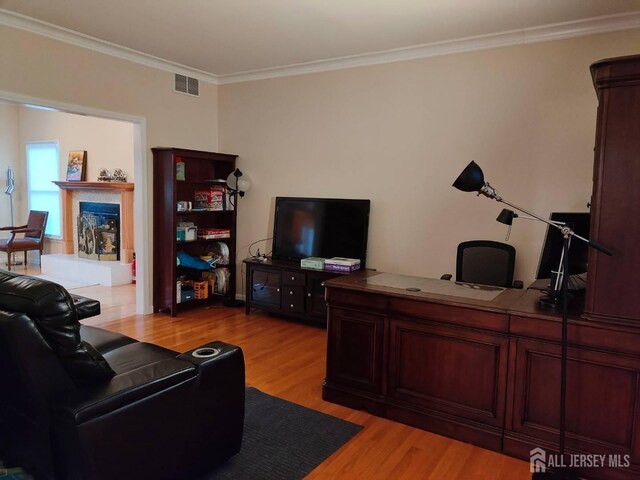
[11,264,532,480]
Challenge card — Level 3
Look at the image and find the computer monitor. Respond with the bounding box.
[536,212,590,290]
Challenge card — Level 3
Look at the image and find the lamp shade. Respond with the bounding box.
[496,209,516,225]
[453,161,485,192]
[226,169,251,194]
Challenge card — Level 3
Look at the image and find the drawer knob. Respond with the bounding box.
[307,293,311,297]
[276,288,280,292]
[291,276,295,281]
[289,290,294,295]
[290,304,294,308]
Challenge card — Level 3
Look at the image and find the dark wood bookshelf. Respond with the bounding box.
[152,147,238,316]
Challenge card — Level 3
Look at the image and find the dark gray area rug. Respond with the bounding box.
[204,387,363,480]
[1,388,362,480]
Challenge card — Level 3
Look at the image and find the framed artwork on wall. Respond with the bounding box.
[66,150,87,181]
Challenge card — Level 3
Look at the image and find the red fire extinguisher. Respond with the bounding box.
[132,253,136,284]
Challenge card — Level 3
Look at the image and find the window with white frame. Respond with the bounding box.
[26,142,61,237]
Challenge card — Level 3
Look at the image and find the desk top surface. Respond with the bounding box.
[324,270,527,313]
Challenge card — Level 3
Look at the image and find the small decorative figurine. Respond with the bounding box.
[112,168,127,182]
[97,168,112,182]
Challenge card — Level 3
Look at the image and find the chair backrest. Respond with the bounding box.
[456,240,516,288]
[24,210,48,243]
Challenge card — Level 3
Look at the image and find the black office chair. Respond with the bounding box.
[441,240,523,289]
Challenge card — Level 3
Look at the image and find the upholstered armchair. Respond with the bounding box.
[0,271,245,479]
[0,210,48,270]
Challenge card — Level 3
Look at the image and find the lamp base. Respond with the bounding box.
[532,468,579,480]
[223,298,245,308]
[538,291,562,309]
[538,290,578,310]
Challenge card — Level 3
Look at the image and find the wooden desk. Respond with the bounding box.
[323,271,640,480]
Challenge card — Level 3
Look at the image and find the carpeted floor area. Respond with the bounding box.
[204,387,363,479]
[1,388,362,480]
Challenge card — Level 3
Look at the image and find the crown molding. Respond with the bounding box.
[0,9,220,85]
[2,8,639,86]
[217,11,640,84]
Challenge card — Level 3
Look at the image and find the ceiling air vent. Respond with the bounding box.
[174,74,199,97]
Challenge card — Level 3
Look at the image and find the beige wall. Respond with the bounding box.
[0,25,220,312]
[219,29,640,287]
[18,107,135,183]
[0,26,219,152]
[17,107,135,255]
[2,21,639,302]
[0,103,21,236]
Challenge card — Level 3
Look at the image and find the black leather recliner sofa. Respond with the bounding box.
[0,270,245,480]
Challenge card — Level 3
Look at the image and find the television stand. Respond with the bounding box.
[243,257,345,326]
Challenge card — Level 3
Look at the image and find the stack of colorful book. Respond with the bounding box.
[198,228,231,239]
[301,257,326,270]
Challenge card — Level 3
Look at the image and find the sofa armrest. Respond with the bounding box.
[70,294,101,320]
[57,341,244,424]
[52,341,245,480]
[56,358,196,423]
[178,340,243,368]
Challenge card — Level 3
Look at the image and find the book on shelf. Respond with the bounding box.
[198,228,231,240]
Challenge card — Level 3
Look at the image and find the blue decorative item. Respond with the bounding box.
[176,251,211,270]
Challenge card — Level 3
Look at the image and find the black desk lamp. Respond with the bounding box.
[453,161,612,480]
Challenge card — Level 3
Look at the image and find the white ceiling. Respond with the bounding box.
[2,0,640,80]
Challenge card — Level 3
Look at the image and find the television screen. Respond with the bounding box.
[272,197,370,267]
[536,212,590,281]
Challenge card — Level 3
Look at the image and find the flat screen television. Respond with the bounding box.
[536,212,590,289]
[272,197,371,267]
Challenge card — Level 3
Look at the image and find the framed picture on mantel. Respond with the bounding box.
[66,150,87,181]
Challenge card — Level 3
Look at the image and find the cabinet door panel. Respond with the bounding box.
[250,269,281,308]
[306,272,335,319]
[389,318,508,427]
[327,307,384,393]
[512,338,640,460]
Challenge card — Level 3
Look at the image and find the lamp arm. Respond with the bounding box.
[513,214,566,226]
[497,198,613,256]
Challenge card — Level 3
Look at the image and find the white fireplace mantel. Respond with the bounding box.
[53,181,135,263]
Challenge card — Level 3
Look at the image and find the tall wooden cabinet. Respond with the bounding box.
[152,147,238,316]
[585,55,640,323]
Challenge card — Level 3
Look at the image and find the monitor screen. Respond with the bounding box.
[536,212,590,280]
[272,197,370,267]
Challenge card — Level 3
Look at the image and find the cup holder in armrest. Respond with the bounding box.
[192,347,221,359]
